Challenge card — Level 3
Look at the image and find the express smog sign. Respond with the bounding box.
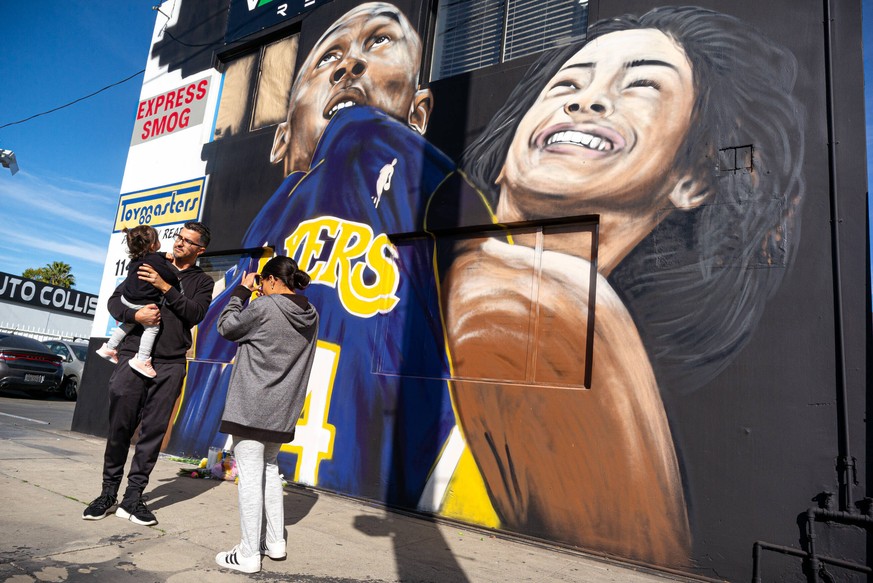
[130,77,211,146]
[0,272,98,317]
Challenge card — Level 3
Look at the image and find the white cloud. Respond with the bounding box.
[0,227,108,294]
[0,170,117,233]
[0,169,113,292]
[0,228,108,265]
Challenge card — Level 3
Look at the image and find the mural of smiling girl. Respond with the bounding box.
[447,5,804,565]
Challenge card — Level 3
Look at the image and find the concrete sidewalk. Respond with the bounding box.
[0,416,693,583]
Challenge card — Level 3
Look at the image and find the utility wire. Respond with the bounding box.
[0,69,145,130]
[2,4,218,131]
[159,27,219,48]
[153,4,218,48]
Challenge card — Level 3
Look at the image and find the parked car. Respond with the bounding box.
[42,339,89,401]
[0,334,64,398]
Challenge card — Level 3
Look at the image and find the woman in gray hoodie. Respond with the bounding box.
[214,256,319,574]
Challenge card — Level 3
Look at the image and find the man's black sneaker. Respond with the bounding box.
[82,493,117,520]
[115,495,157,526]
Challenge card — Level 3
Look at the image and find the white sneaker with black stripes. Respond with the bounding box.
[260,539,287,560]
[215,545,260,573]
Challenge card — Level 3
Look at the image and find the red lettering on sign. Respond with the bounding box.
[134,78,209,143]
[139,108,193,140]
[136,78,209,123]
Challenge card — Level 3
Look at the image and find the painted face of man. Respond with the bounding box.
[498,29,697,219]
[275,3,430,174]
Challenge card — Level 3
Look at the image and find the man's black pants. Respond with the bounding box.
[102,355,186,500]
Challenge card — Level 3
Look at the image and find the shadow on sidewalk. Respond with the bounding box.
[145,473,225,512]
[145,473,320,535]
[354,512,470,583]
[283,485,319,526]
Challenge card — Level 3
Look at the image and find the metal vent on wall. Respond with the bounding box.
[432,0,589,81]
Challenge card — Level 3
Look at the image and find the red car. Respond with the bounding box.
[0,334,64,397]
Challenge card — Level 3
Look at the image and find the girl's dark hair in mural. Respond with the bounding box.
[462,5,805,395]
[261,255,311,291]
[123,225,160,260]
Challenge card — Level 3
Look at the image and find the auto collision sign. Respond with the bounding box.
[0,272,98,317]
[130,77,211,146]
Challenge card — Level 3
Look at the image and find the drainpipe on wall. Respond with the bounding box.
[752,494,873,582]
[820,0,855,513]
[752,0,869,579]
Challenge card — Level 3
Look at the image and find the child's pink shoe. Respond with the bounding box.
[96,343,118,364]
[129,357,157,378]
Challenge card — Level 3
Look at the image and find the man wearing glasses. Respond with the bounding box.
[82,221,214,526]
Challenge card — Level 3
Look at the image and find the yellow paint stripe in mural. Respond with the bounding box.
[418,425,499,528]
[419,171,500,526]
[172,359,192,426]
[440,445,500,528]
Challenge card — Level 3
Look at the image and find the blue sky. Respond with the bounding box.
[0,2,871,295]
[0,2,156,294]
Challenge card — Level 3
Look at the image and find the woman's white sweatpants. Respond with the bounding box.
[233,438,284,557]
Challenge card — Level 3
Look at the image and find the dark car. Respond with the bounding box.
[42,339,88,401]
[0,334,64,397]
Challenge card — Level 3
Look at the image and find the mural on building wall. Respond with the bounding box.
[441,6,805,565]
[169,2,459,509]
[161,1,804,570]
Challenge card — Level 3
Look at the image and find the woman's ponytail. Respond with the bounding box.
[261,255,310,291]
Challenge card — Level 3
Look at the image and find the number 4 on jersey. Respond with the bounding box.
[281,341,338,485]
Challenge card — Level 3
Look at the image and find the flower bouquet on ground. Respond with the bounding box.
[177,451,237,482]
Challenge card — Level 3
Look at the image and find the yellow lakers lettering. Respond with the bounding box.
[284,217,399,317]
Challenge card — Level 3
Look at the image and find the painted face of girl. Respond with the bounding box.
[498,29,696,218]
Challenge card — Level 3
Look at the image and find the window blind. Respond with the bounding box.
[433,0,505,79]
[504,0,588,62]
[432,0,588,81]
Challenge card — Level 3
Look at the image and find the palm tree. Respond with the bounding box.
[43,261,75,287]
[21,262,76,288]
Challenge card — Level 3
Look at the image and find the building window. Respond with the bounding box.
[718,144,754,174]
[431,0,589,81]
[214,34,299,140]
[375,220,596,388]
